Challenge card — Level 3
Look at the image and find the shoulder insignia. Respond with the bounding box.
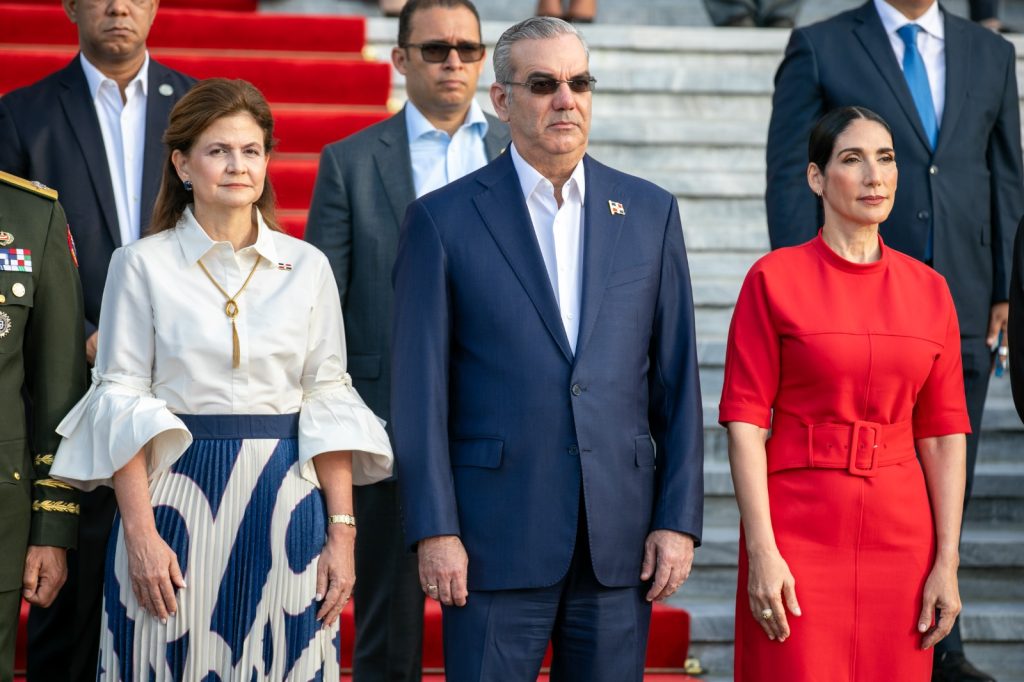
[0,171,58,200]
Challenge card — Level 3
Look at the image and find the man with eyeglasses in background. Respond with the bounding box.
[304,1,507,679]
[391,16,703,681]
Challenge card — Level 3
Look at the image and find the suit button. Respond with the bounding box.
[917,210,930,220]
[568,445,579,456]
[571,384,582,396]
[929,165,939,175]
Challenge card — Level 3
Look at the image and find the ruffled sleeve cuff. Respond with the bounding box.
[50,370,192,491]
[298,374,394,487]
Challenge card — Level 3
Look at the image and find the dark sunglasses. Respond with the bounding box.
[504,77,597,95]
[404,41,486,63]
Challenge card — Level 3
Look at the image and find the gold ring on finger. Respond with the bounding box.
[761,608,774,621]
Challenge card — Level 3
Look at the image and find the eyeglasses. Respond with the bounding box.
[403,41,486,63]
[503,77,597,95]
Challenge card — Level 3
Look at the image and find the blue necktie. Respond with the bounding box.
[897,23,937,261]
[896,24,938,149]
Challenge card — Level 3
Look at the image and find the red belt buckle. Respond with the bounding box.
[848,420,880,477]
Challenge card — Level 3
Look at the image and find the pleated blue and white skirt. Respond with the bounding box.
[97,414,339,682]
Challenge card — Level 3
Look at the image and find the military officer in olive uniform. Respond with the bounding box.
[0,171,87,682]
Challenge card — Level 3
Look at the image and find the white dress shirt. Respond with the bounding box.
[406,99,490,198]
[52,206,394,491]
[80,52,149,246]
[510,143,586,353]
[875,0,946,124]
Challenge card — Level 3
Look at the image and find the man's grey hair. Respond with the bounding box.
[492,16,590,86]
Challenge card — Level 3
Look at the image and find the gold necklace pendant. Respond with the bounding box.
[197,257,260,368]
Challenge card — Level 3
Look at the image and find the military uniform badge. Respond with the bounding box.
[0,310,11,339]
[0,231,13,246]
[0,248,32,272]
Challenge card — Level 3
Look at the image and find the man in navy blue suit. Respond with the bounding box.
[391,16,703,681]
[0,2,193,679]
[765,2,1024,679]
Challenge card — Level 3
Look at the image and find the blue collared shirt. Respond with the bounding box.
[405,99,489,198]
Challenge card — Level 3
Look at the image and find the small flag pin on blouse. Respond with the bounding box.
[159,83,174,96]
[608,200,625,216]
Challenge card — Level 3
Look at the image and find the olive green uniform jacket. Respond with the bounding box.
[0,171,88,592]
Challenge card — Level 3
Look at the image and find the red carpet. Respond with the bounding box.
[2,2,696,678]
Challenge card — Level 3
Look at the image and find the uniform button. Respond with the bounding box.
[571,384,582,396]
[0,294,5,304]
[12,283,25,298]
[12,471,20,481]
[929,165,939,175]
[917,210,930,220]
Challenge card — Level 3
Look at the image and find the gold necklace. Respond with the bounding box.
[197,256,261,368]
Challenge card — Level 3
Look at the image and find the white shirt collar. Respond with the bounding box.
[509,143,587,205]
[80,51,150,100]
[874,0,944,41]
[175,205,279,264]
[405,99,488,141]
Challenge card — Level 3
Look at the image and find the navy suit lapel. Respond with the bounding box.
[58,58,121,246]
[472,154,573,362]
[852,3,933,151]
[140,61,179,232]
[373,109,416,228]
[936,13,968,153]
[575,156,624,361]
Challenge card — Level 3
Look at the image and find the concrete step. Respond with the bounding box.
[587,142,765,172]
[270,0,1001,31]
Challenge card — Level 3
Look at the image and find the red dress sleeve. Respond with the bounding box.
[912,285,973,438]
[719,265,780,429]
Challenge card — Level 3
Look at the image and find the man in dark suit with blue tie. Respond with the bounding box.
[305,1,509,678]
[765,2,1024,680]
[391,16,704,681]
[0,1,193,679]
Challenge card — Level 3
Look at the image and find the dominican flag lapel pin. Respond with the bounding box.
[608,200,625,216]
[277,262,293,271]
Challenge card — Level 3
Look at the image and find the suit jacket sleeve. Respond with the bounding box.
[648,197,704,542]
[305,144,353,307]
[987,39,1024,303]
[26,200,88,548]
[766,28,825,250]
[0,98,29,178]
[1010,219,1024,422]
[391,200,459,546]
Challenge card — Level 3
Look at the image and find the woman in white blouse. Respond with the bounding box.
[51,78,393,681]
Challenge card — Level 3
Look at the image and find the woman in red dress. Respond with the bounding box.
[720,106,970,680]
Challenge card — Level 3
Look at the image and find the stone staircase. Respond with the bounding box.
[263,1,1024,677]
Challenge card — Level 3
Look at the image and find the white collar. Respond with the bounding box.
[175,205,279,265]
[874,0,945,41]
[80,51,150,100]
[404,99,488,141]
[509,143,586,205]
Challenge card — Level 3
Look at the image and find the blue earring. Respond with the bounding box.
[183,179,193,191]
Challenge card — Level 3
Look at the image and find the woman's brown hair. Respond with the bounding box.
[149,78,280,233]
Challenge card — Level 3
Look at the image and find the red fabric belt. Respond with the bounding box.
[766,413,917,477]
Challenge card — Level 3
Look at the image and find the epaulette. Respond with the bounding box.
[0,171,58,200]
